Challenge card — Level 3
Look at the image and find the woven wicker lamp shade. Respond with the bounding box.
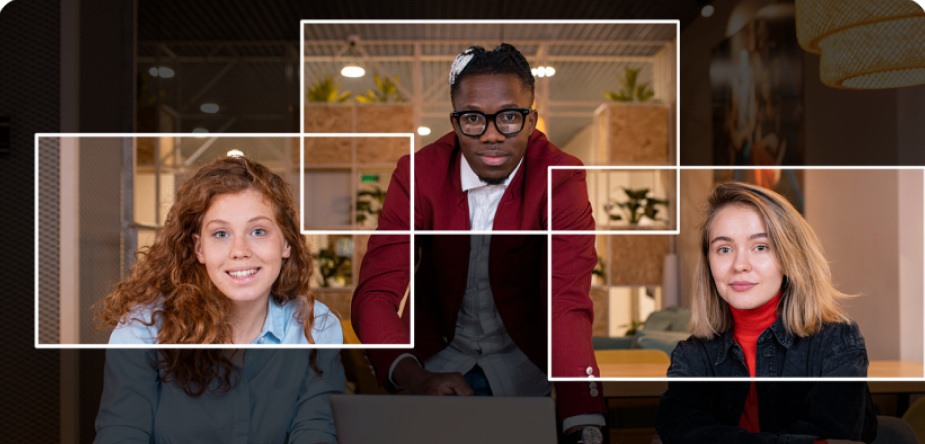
[796,0,925,89]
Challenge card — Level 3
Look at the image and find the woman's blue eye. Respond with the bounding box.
[214,231,229,238]
[719,247,731,253]
[253,228,266,236]
[756,245,768,251]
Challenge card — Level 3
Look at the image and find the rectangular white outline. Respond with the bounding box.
[33,133,413,349]
[298,133,415,235]
[548,165,925,382]
[548,166,681,235]
[300,19,681,234]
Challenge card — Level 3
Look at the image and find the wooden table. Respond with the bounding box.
[601,361,925,399]
[869,361,924,378]
[598,360,923,380]
[603,380,925,398]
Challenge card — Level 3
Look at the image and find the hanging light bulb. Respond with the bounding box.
[531,66,556,77]
[341,66,365,78]
[797,0,925,89]
[227,149,244,158]
[341,35,366,78]
[702,5,715,17]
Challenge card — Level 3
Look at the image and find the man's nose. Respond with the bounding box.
[479,119,506,143]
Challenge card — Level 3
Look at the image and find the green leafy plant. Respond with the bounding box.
[356,186,387,224]
[313,248,352,287]
[356,74,405,103]
[603,68,655,103]
[592,256,606,280]
[604,188,669,224]
[619,319,644,336]
[306,75,351,102]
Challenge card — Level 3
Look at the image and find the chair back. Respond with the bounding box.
[594,349,671,365]
[342,320,362,345]
[901,397,925,443]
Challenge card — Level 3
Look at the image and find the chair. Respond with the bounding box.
[593,307,692,355]
[902,396,925,443]
[594,349,671,365]
[873,415,919,444]
[341,319,362,344]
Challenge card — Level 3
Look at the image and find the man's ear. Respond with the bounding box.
[449,113,459,134]
[192,233,205,264]
[526,109,538,136]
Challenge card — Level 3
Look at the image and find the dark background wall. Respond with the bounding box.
[0,0,62,442]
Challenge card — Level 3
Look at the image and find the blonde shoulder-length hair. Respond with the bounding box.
[690,181,851,339]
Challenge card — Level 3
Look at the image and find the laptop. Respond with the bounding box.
[331,395,559,444]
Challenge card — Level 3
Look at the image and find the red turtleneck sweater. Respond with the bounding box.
[729,293,827,444]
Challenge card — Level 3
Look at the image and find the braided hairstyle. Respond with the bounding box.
[449,43,535,109]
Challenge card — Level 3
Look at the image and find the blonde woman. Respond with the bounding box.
[656,182,875,444]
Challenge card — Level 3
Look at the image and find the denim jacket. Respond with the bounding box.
[656,319,877,444]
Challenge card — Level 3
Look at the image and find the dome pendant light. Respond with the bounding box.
[797,0,925,89]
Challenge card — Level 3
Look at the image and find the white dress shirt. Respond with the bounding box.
[389,155,604,432]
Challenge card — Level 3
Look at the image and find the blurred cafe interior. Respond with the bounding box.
[9,0,925,443]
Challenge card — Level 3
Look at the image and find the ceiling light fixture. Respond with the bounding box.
[200,103,219,113]
[340,35,366,78]
[797,0,925,89]
[417,126,431,136]
[531,66,556,77]
[227,149,244,157]
[702,5,715,17]
[148,67,175,78]
[341,66,365,78]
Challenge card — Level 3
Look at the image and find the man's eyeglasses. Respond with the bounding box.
[450,108,533,137]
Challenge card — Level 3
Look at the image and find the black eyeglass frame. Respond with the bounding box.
[449,108,534,137]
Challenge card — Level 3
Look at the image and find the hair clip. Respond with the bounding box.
[449,48,477,86]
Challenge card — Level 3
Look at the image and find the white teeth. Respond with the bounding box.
[228,268,258,278]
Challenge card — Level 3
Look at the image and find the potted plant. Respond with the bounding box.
[604,188,669,226]
[313,247,352,288]
[302,72,413,166]
[356,185,387,227]
[306,75,352,103]
[356,74,405,103]
[593,68,669,165]
[603,68,655,103]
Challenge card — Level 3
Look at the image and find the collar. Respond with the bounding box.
[730,293,781,339]
[254,296,287,344]
[715,295,794,365]
[460,154,522,192]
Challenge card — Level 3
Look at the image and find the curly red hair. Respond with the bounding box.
[96,156,320,396]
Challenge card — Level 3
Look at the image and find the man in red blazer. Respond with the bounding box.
[352,44,606,443]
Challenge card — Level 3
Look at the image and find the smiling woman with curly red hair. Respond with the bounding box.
[97,155,337,346]
[93,155,343,444]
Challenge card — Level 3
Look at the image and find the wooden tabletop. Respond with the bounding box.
[602,380,925,398]
[869,361,924,378]
[599,361,925,398]
[598,360,923,379]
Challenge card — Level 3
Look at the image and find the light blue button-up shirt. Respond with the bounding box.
[96,299,344,444]
[108,298,343,345]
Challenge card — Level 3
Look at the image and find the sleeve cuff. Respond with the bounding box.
[387,353,422,390]
[562,413,606,433]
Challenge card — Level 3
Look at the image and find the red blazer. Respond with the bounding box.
[351,130,606,419]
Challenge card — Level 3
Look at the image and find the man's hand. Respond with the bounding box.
[392,356,474,396]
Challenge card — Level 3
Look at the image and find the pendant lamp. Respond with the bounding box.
[796,0,925,89]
